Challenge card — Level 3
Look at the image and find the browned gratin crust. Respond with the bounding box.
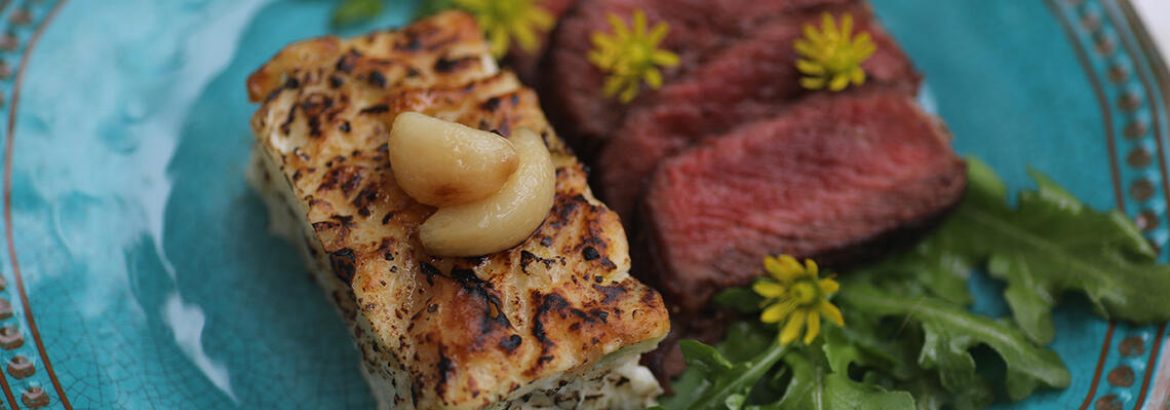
[247,11,670,410]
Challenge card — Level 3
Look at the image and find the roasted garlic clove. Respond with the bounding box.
[389,112,520,207]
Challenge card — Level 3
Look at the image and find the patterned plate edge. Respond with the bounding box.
[1049,0,1170,409]
[1,0,69,409]
[0,0,1164,409]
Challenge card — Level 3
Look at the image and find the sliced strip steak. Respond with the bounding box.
[595,4,920,222]
[645,90,966,312]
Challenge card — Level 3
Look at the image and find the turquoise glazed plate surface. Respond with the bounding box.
[0,0,1166,408]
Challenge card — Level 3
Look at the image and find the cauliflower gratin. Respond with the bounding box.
[246,11,669,410]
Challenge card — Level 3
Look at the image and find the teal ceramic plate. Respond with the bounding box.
[0,0,1166,408]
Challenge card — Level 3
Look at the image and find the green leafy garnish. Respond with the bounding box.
[714,287,765,314]
[414,0,456,18]
[851,238,972,306]
[332,0,384,27]
[767,345,915,410]
[659,324,915,410]
[666,278,1070,409]
[658,323,786,410]
[872,159,1170,344]
[952,159,1169,343]
[767,327,916,410]
[838,282,1071,402]
[678,340,788,409]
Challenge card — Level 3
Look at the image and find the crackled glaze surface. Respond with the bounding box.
[0,0,1165,408]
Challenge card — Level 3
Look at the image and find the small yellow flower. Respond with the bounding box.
[455,0,555,58]
[794,13,876,92]
[588,10,680,103]
[752,255,844,345]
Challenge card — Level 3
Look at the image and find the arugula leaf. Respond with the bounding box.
[832,307,922,382]
[856,159,1170,344]
[825,313,970,410]
[833,302,987,407]
[668,279,1068,409]
[714,287,765,314]
[838,282,1071,402]
[759,349,915,410]
[898,376,960,410]
[805,329,916,410]
[719,322,777,362]
[658,323,781,410]
[662,321,917,410]
[831,306,996,410]
[332,0,384,27]
[931,159,1170,343]
[414,0,457,18]
[670,340,789,410]
[853,238,973,306]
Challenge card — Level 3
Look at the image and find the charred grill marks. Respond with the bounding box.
[329,248,357,284]
[450,268,513,332]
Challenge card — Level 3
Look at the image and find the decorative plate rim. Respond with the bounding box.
[0,0,1167,408]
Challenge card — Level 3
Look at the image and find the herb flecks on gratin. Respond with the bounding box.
[455,0,554,58]
[795,13,876,92]
[753,255,844,345]
[588,10,679,103]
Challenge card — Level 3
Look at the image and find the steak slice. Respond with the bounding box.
[542,0,857,151]
[597,4,919,221]
[645,90,966,313]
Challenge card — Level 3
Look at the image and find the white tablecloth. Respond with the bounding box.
[1134,0,1168,60]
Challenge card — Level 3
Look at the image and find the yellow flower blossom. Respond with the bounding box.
[588,10,680,103]
[455,0,555,58]
[794,13,876,92]
[752,255,844,345]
